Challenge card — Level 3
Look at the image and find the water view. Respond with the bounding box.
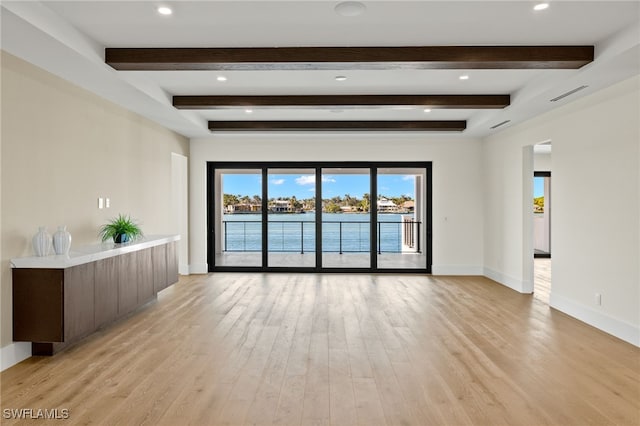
[222,213,418,253]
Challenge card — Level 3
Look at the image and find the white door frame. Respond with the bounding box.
[171,153,189,275]
[522,145,535,293]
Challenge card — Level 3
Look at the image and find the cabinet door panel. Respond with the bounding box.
[118,252,138,315]
[167,241,179,286]
[152,245,168,292]
[137,248,154,303]
[95,257,119,327]
[64,263,95,340]
[12,269,64,342]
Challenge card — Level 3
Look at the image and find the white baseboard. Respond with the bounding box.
[483,267,530,293]
[1,342,31,372]
[188,263,208,274]
[550,292,640,347]
[431,265,483,275]
[178,264,190,275]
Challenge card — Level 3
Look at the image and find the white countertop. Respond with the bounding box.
[11,235,180,269]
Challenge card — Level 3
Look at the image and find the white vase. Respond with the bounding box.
[53,226,72,255]
[32,226,52,257]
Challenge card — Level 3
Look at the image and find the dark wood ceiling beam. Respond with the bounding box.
[208,121,466,132]
[106,46,594,71]
[174,95,510,109]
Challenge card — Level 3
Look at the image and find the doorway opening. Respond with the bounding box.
[533,142,552,303]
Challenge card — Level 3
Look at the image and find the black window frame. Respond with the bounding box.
[207,161,432,273]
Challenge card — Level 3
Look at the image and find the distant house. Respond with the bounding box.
[401,200,415,212]
[377,198,397,212]
[270,200,293,213]
[237,203,261,212]
[226,203,261,213]
[340,206,358,213]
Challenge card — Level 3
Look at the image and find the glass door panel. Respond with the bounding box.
[376,168,427,269]
[215,169,262,267]
[321,168,371,268]
[533,173,551,258]
[267,169,316,268]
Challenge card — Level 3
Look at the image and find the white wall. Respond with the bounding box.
[483,75,640,346]
[534,152,552,172]
[1,52,189,367]
[189,135,484,275]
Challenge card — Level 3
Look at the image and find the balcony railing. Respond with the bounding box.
[222,220,421,254]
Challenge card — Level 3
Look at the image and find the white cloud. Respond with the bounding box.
[296,175,336,185]
[270,178,285,185]
[296,175,315,185]
[402,175,415,181]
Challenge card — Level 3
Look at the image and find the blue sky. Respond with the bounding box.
[534,176,545,198]
[223,173,416,199]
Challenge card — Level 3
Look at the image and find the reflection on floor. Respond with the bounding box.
[534,258,551,304]
[215,252,427,269]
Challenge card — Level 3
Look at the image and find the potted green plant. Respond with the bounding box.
[99,214,143,244]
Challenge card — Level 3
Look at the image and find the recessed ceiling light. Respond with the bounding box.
[335,76,347,81]
[157,6,172,15]
[423,108,432,113]
[335,1,366,17]
[459,75,470,80]
[245,109,253,114]
[216,76,227,82]
[534,3,549,11]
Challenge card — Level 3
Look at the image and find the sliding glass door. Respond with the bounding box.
[213,169,263,267]
[267,168,316,268]
[322,168,371,269]
[208,162,431,273]
[377,168,427,269]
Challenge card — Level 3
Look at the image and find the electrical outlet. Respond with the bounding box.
[595,293,602,306]
[105,198,110,208]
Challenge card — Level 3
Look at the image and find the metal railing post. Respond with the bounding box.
[417,221,421,254]
[300,221,304,254]
[378,222,381,254]
[224,221,228,252]
[339,222,343,254]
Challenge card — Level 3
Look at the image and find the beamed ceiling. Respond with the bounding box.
[105,46,595,70]
[2,1,639,136]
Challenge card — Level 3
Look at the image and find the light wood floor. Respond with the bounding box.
[534,258,551,304]
[2,273,639,425]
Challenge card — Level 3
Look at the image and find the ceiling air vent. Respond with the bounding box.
[490,120,511,129]
[550,85,588,102]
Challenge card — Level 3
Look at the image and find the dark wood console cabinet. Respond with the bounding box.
[12,239,179,355]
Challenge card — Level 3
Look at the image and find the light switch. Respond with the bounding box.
[98,197,104,209]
